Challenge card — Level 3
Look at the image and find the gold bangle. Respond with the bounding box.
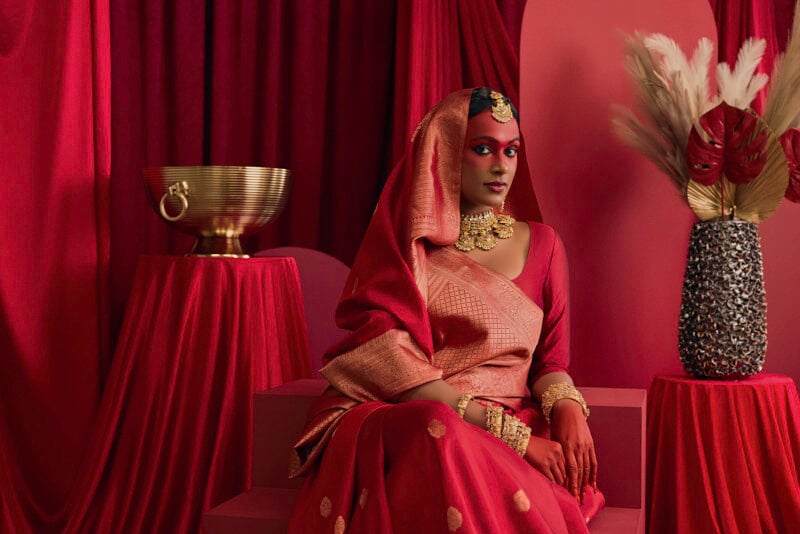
[514,424,532,456]
[540,382,590,425]
[456,393,473,419]
[500,414,520,448]
[485,406,503,437]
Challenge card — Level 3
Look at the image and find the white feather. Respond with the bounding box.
[644,34,690,79]
[688,38,714,112]
[717,38,767,108]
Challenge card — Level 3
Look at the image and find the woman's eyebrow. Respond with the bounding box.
[469,136,521,143]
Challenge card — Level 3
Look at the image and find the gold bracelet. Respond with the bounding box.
[496,413,532,456]
[540,382,590,425]
[456,393,473,419]
[500,414,520,448]
[485,406,503,437]
[514,424,532,456]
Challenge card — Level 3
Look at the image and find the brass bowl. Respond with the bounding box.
[143,165,292,257]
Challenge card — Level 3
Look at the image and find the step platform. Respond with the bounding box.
[204,379,646,533]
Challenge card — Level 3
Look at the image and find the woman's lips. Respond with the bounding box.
[485,182,507,193]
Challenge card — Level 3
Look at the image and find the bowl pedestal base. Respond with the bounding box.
[191,235,249,258]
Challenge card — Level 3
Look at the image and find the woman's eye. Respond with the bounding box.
[504,146,519,157]
[471,144,492,155]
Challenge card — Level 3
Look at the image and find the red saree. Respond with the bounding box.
[288,90,600,532]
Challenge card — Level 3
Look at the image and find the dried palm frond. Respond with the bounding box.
[717,38,769,109]
[763,2,800,133]
[687,124,787,222]
[612,34,716,195]
[645,34,716,118]
[614,31,791,222]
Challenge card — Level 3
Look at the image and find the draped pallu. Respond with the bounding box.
[290,224,600,533]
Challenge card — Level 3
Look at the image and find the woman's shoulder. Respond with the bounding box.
[521,221,559,248]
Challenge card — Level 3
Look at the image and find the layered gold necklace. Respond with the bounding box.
[454,209,515,252]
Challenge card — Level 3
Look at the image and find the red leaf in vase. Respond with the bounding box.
[687,102,767,186]
[779,128,800,203]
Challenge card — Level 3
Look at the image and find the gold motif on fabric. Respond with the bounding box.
[427,418,447,438]
[447,506,463,531]
[320,496,332,518]
[334,516,346,534]
[513,489,531,512]
[454,210,515,252]
[489,91,513,123]
[425,247,543,403]
[359,488,369,509]
[320,329,442,402]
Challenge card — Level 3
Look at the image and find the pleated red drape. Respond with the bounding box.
[390,0,522,163]
[708,0,798,112]
[0,1,110,531]
[1,1,527,532]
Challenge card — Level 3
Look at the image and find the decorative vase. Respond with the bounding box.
[678,220,767,378]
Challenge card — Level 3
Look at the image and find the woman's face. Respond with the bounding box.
[460,110,520,214]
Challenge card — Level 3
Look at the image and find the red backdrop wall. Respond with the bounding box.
[520,1,800,389]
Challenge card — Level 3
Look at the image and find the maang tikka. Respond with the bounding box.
[489,91,513,123]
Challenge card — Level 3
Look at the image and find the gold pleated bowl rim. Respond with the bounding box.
[143,165,292,225]
[143,166,291,197]
[143,165,290,181]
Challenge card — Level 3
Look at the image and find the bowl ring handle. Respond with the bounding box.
[159,181,190,222]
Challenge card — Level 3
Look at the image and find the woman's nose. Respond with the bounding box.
[491,161,508,175]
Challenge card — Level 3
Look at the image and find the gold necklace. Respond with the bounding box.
[454,209,515,252]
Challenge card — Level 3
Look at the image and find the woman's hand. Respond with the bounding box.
[549,399,597,502]
[523,436,566,486]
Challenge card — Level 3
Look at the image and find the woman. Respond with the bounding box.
[289,88,602,533]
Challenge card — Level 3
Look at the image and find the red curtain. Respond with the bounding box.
[0,1,110,531]
[109,0,526,339]
[1,0,526,532]
[708,0,798,112]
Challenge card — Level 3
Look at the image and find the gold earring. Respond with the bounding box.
[499,200,505,213]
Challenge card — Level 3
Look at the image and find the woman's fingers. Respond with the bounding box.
[589,442,599,490]
[565,450,580,498]
[545,465,559,485]
[553,450,566,486]
[581,448,591,502]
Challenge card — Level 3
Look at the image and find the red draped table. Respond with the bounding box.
[64,256,311,532]
[646,374,800,533]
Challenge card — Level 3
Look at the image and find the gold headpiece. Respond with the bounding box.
[489,91,513,123]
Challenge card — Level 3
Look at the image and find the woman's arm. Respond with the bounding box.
[399,378,571,487]
[398,379,487,427]
[532,371,597,502]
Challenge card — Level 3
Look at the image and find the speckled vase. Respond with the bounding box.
[678,220,767,378]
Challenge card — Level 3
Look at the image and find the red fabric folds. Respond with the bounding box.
[64,256,310,533]
[290,401,591,533]
[0,2,110,531]
[390,0,524,164]
[647,374,800,533]
[708,0,783,114]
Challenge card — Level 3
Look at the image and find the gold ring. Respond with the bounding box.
[159,182,189,222]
